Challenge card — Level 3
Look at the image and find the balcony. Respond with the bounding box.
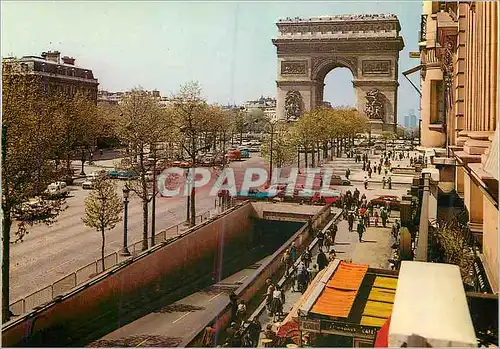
[419,14,427,44]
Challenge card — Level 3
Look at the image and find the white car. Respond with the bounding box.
[45,182,69,197]
[82,180,94,190]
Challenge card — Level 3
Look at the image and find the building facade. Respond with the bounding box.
[417,1,498,293]
[272,14,404,133]
[3,50,99,102]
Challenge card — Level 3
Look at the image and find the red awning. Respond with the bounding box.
[374,316,391,347]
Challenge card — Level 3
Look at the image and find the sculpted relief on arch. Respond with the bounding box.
[284,90,302,121]
[364,88,385,120]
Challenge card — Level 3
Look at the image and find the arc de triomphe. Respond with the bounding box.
[273,14,404,133]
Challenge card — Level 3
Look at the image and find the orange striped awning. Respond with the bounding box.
[311,261,369,318]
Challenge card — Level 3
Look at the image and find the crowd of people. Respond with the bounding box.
[210,149,414,348]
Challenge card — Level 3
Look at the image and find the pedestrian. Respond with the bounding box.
[303,246,312,268]
[282,249,291,276]
[378,165,381,175]
[381,207,388,228]
[99,148,103,157]
[384,168,388,176]
[357,221,366,242]
[331,223,338,245]
[326,248,335,262]
[324,233,331,252]
[373,165,377,174]
[247,318,262,347]
[374,211,379,227]
[236,300,247,326]
[317,249,329,271]
[382,176,386,189]
[364,211,370,227]
[362,162,366,171]
[368,168,372,178]
[364,177,368,189]
[346,168,350,180]
[289,242,297,263]
[271,287,283,321]
[229,292,238,323]
[388,176,392,189]
[265,279,274,312]
[317,230,325,251]
[307,263,318,282]
[348,212,355,231]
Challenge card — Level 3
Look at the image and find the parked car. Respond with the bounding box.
[329,175,351,186]
[235,188,279,200]
[316,189,342,204]
[82,180,94,190]
[227,149,242,161]
[44,181,69,198]
[368,195,401,210]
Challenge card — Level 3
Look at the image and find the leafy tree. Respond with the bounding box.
[429,213,474,286]
[1,65,67,322]
[82,174,123,272]
[170,82,215,227]
[231,108,246,144]
[260,122,296,169]
[114,89,170,250]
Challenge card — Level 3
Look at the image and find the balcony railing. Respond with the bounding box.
[419,14,427,42]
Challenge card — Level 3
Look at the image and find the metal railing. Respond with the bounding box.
[9,210,213,317]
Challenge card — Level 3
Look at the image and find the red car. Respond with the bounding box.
[368,195,401,210]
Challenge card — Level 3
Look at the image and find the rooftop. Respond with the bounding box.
[278,13,398,23]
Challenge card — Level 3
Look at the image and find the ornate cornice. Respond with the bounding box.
[274,39,404,54]
[352,80,399,87]
[276,80,317,87]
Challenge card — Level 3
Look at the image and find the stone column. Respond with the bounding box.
[416,173,431,262]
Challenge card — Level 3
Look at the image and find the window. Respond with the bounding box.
[430,80,444,124]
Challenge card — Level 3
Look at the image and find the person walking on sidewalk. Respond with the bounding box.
[316,230,325,251]
[373,210,379,227]
[303,246,312,268]
[378,164,382,175]
[317,249,329,271]
[364,177,368,189]
[345,168,350,180]
[265,279,274,312]
[289,242,297,263]
[357,221,366,242]
[331,223,338,245]
[382,176,386,189]
[282,249,291,276]
[388,176,392,189]
[380,207,388,228]
[348,212,355,232]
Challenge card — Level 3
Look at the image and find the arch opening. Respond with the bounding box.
[321,67,356,109]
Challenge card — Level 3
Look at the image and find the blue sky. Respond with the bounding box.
[2,1,422,121]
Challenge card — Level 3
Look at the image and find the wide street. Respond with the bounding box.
[9,155,265,303]
[9,148,415,306]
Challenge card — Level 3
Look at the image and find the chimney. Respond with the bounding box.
[62,56,75,65]
[45,50,61,64]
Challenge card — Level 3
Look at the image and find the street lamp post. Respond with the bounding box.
[120,186,131,256]
[151,143,157,247]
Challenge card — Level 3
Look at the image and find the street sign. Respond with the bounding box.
[409,52,420,58]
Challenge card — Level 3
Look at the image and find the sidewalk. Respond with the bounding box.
[256,211,398,345]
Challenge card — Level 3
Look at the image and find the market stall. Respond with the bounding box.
[296,260,399,347]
